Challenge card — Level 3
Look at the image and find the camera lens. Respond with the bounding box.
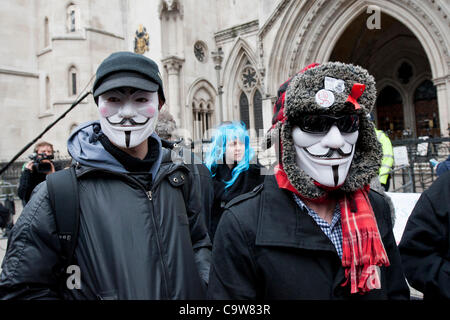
[37,162,52,174]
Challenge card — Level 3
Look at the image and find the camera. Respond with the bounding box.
[28,153,54,174]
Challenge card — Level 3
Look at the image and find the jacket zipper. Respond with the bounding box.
[144,166,189,299]
[76,167,178,299]
[144,188,171,299]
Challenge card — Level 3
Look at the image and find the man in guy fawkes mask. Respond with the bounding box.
[0,52,211,300]
[208,62,409,300]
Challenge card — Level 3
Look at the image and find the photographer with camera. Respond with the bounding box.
[18,141,59,205]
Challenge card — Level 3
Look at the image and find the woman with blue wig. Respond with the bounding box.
[205,121,264,241]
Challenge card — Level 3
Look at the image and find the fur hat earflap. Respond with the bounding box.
[277,62,382,199]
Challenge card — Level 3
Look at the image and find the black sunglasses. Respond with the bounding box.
[297,114,360,134]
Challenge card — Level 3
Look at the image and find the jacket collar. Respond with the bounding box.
[73,147,189,190]
[255,175,338,254]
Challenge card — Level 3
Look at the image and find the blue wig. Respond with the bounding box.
[205,121,255,189]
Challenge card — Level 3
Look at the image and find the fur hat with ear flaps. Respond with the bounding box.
[267,62,382,200]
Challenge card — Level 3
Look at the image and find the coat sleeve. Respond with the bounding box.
[0,182,62,300]
[185,164,212,285]
[207,209,258,300]
[399,185,450,299]
[379,196,410,299]
[17,169,33,203]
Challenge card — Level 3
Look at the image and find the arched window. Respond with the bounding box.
[206,103,211,134]
[68,66,77,96]
[239,91,250,130]
[66,4,79,32]
[44,17,49,47]
[253,89,263,135]
[397,61,414,84]
[236,61,262,133]
[191,85,215,140]
[414,80,437,101]
[45,76,51,111]
[414,80,439,137]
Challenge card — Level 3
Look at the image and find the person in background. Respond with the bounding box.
[18,141,59,205]
[0,51,211,300]
[204,121,264,241]
[430,154,450,177]
[207,62,409,300]
[155,109,215,244]
[155,110,177,142]
[368,114,394,191]
[399,170,450,299]
[0,202,12,238]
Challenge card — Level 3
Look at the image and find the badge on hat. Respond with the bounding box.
[315,89,335,108]
[324,76,345,93]
[315,76,347,108]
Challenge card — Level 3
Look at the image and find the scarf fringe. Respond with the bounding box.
[340,190,390,294]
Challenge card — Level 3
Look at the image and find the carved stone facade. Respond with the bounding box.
[0,0,448,161]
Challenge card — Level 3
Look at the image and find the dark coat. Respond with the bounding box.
[0,203,10,229]
[161,138,214,239]
[436,155,450,176]
[17,168,45,204]
[17,162,62,204]
[209,164,265,241]
[399,170,450,299]
[0,148,211,300]
[207,175,410,300]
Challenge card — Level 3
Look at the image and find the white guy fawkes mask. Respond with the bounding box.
[98,88,159,148]
[292,124,359,187]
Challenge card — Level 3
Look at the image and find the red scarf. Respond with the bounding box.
[275,165,390,294]
[339,188,390,294]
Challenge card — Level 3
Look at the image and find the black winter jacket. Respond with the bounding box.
[18,162,62,204]
[209,164,265,241]
[0,147,211,300]
[207,175,410,300]
[399,170,450,299]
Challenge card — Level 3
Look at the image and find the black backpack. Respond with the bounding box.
[46,166,80,272]
[46,162,193,277]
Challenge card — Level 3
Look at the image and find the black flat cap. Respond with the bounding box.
[93,51,165,108]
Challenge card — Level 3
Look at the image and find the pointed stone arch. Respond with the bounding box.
[222,37,260,122]
[265,0,317,94]
[186,78,217,140]
[66,2,81,33]
[311,1,449,78]
[266,0,449,136]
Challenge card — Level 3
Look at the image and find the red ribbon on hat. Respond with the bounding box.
[346,83,366,110]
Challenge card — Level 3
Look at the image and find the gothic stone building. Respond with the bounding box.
[0,0,449,161]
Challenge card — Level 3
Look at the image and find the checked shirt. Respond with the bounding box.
[292,194,343,259]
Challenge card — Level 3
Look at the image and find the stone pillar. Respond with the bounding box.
[162,56,184,129]
[433,75,450,137]
[211,48,224,124]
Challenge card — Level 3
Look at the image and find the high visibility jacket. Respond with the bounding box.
[376,129,394,184]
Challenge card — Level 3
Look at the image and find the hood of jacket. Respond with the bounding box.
[67,120,163,179]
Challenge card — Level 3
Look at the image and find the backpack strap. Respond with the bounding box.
[168,167,190,203]
[46,166,80,269]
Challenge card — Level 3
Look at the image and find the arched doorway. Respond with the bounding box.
[329,12,440,139]
[414,80,440,137]
[267,0,449,137]
[376,86,404,140]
